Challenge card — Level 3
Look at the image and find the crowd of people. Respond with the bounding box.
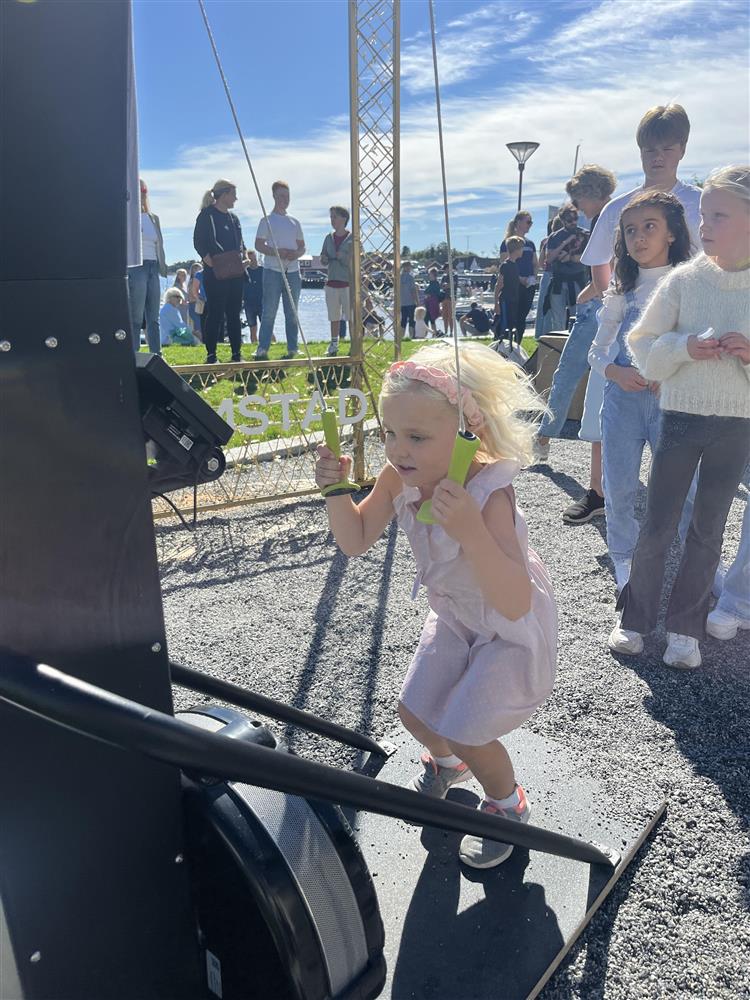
[315,101,749,871]
[128,179,357,360]
[127,177,546,362]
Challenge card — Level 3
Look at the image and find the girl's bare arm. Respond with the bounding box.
[318,455,400,556]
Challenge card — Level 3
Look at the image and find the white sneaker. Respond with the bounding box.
[706,606,750,641]
[608,617,644,655]
[663,632,701,669]
[613,560,632,594]
[532,437,550,464]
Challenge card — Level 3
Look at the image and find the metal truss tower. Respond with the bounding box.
[348,0,400,478]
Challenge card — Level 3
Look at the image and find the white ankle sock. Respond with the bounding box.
[484,786,520,810]
[433,753,462,768]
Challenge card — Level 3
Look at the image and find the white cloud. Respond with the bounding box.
[446,4,499,29]
[147,4,749,261]
[400,5,538,94]
[400,33,496,94]
[544,0,697,52]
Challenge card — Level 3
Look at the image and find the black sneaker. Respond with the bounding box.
[562,489,605,524]
[282,352,297,360]
[254,350,269,361]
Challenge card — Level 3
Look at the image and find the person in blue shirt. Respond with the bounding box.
[159,289,197,346]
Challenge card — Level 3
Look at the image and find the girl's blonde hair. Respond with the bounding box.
[702,165,750,207]
[380,341,547,467]
[165,288,184,304]
[201,179,236,210]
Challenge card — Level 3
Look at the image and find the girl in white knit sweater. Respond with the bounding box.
[611,165,750,669]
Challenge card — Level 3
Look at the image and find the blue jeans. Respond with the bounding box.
[258,268,301,354]
[188,301,203,337]
[127,259,161,354]
[578,369,606,443]
[717,467,750,620]
[538,298,600,438]
[533,272,552,339]
[547,289,570,333]
[681,462,750,620]
[601,381,662,564]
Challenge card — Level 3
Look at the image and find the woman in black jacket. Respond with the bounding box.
[193,179,245,363]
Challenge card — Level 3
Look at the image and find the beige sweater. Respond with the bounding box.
[627,253,750,418]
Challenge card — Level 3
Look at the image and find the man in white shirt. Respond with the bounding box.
[254,181,306,360]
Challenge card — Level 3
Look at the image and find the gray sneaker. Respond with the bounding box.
[459,786,531,868]
[411,752,473,798]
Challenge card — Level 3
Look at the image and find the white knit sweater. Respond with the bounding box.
[627,253,750,418]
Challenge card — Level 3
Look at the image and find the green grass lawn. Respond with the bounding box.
[162,335,538,448]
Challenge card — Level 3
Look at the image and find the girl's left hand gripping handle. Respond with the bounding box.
[417,431,480,523]
[320,409,360,497]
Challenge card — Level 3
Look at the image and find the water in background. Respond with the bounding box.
[158,279,517,343]
[161,278,356,344]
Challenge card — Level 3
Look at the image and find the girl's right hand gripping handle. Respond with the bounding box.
[320,409,360,498]
[417,431,480,524]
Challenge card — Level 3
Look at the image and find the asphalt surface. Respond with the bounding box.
[159,431,749,1000]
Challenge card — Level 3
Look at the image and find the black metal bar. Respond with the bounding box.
[0,654,618,868]
[170,660,386,757]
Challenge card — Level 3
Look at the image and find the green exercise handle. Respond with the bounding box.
[417,431,480,524]
[320,408,360,498]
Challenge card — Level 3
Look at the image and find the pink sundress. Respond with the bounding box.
[394,460,558,746]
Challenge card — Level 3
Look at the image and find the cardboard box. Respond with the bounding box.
[532,334,589,422]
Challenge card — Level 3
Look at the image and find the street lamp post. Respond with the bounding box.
[506,141,539,212]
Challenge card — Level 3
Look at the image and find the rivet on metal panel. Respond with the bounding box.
[88,333,101,345]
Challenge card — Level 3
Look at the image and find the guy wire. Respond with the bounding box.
[197,0,328,406]
[428,0,464,434]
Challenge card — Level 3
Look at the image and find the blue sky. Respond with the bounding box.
[133,0,750,265]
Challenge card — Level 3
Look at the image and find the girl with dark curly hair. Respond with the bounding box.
[589,190,691,601]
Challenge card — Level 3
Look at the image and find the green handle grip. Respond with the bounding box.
[322,409,341,458]
[447,431,480,484]
[320,408,359,497]
[417,431,480,524]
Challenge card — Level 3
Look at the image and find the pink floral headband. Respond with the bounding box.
[388,361,484,431]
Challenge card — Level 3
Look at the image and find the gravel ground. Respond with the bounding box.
[159,431,749,1000]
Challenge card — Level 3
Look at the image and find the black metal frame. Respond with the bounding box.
[0,653,618,867]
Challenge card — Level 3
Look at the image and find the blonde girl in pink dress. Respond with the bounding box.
[315,342,557,868]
